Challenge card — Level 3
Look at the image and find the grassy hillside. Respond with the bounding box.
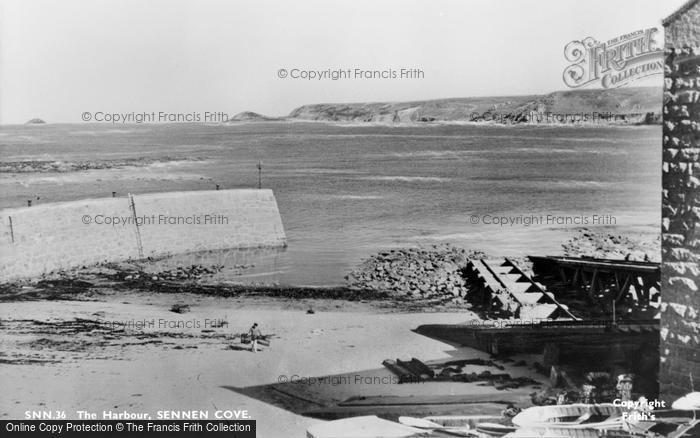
[287,87,661,124]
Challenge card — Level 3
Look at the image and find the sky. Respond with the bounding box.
[0,0,689,124]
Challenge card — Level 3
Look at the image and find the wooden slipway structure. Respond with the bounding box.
[415,319,658,356]
[465,256,661,319]
[464,258,577,320]
[418,256,661,374]
[529,256,660,310]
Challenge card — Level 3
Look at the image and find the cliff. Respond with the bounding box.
[287,87,661,125]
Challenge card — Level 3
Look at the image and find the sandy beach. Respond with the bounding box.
[0,287,546,437]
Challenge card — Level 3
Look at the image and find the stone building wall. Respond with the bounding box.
[661,0,700,400]
[664,0,700,48]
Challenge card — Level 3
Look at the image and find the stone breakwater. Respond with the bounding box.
[0,189,286,282]
[346,244,484,300]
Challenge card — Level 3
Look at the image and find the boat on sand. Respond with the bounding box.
[398,416,475,436]
[512,404,624,429]
[306,415,427,438]
[510,403,699,437]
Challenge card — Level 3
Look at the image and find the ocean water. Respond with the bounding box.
[0,122,661,285]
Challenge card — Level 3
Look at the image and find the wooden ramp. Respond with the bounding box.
[465,258,577,320]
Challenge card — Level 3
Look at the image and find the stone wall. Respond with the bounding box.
[661,7,700,400]
[664,1,700,49]
[0,189,286,282]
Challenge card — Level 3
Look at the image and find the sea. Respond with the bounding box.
[0,122,661,286]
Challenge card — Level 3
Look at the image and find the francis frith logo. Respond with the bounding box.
[563,28,663,89]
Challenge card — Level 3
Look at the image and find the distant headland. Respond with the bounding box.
[237,86,661,126]
[228,111,281,122]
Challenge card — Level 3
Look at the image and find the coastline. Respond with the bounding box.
[2,118,662,128]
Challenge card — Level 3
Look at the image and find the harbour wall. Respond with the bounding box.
[0,189,286,282]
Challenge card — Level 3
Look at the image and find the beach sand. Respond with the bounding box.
[0,292,541,437]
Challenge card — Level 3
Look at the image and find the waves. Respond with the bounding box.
[359,176,450,183]
[282,170,452,184]
[70,128,143,135]
[381,150,479,159]
[280,168,364,176]
[325,195,384,200]
[364,147,630,161]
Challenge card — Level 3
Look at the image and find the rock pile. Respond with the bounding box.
[562,229,660,262]
[170,303,191,313]
[346,244,484,300]
[123,264,225,282]
[0,157,203,173]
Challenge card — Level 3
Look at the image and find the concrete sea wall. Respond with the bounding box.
[0,189,286,282]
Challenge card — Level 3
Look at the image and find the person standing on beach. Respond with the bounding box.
[249,323,262,353]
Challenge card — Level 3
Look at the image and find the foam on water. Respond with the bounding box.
[359,176,451,183]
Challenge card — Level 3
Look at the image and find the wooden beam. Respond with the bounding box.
[535,256,659,274]
[590,269,599,298]
[649,279,661,304]
[558,267,568,283]
[638,277,649,306]
[615,274,632,303]
[603,274,612,295]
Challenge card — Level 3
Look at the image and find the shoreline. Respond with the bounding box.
[0,262,472,315]
[0,228,660,298]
